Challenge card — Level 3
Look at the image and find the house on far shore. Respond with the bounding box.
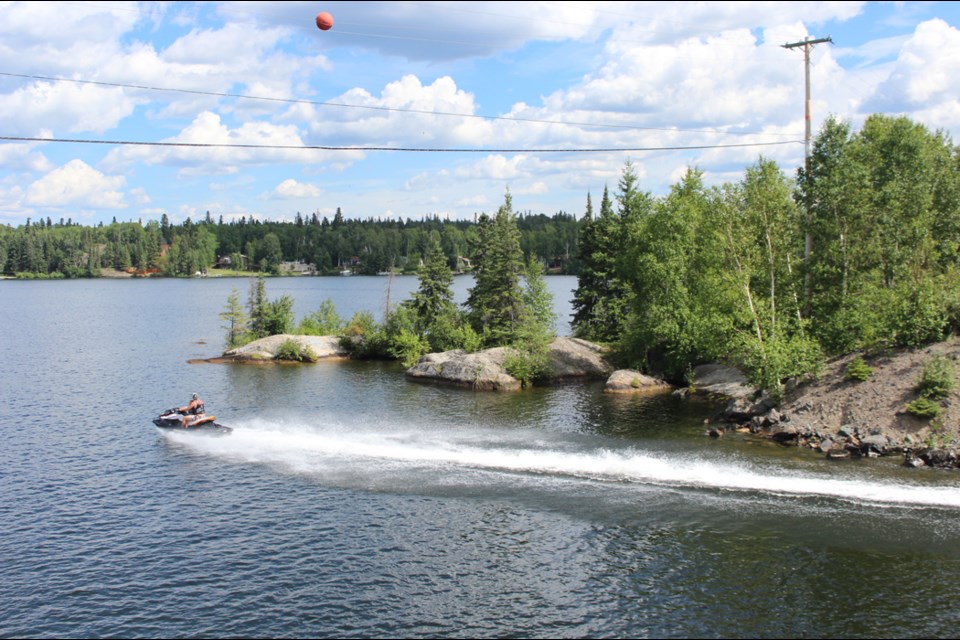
[214,254,244,270]
[280,260,317,276]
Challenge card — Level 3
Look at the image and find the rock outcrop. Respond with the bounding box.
[406,337,613,391]
[211,334,349,362]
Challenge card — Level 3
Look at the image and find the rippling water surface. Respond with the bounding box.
[3,276,960,638]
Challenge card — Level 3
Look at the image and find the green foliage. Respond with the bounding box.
[388,328,431,367]
[0,209,580,279]
[465,190,527,346]
[262,295,295,336]
[904,355,956,420]
[409,233,456,335]
[297,298,344,336]
[424,306,481,353]
[275,339,318,363]
[906,397,941,419]
[845,356,874,382]
[248,274,270,339]
[738,331,824,401]
[571,185,634,343]
[801,114,960,355]
[219,287,250,349]
[245,274,294,337]
[339,310,390,359]
[504,348,549,388]
[915,355,956,400]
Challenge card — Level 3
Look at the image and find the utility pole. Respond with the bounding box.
[782,35,832,314]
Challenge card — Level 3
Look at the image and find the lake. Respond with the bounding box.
[3,275,960,638]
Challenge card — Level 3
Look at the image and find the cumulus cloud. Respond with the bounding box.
[455,155,531,180]
[297,75,488,149]
[24,159,126,208]
[0,141,54,173]
[272,178,322,199]
[865,19,960,115]
[0,81,137,136]
[101,111,352,176]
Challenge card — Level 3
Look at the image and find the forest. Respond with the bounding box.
[0,206,581,278]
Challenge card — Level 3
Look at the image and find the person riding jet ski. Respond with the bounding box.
[177,393,207,428]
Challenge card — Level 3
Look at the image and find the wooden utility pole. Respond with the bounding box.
[782,35,832,313]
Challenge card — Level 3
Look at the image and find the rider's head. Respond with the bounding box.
[192,393,199,400]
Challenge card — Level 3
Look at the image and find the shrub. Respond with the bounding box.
[298,298,343,336]
[845,356,874,382]
[388,328,430,367]
[504,347,550,389]
[339,311,389,359]
[916,355,956,400]
[906,397,941,419]
[275,338,317,363]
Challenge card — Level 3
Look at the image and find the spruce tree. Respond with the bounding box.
[409,232,456,335]
[571,184,631,343]
[220,288,250,349]
[465,190,526,346]
[248,273,269,338]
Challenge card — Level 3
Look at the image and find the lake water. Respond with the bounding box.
[3,276,960,638]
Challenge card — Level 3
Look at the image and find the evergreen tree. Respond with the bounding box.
[571,182,631,343]
[505,256,556,387]
[248,274,269,338]
[220,288,250,349]
[465,189,526,346]
[409,232,456,336]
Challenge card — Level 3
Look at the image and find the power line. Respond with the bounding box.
[0,71,798,139]
[0,135,802,154]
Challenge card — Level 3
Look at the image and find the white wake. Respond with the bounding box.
[163,419,960,509]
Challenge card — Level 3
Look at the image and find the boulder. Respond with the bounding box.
[690,364,757,400]
[405,348,521,391]
[604,369,673,395]
[547,337,614,379]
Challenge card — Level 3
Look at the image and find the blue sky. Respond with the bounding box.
[1,1,958,227]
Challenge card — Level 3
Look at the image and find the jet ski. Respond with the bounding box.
[153,408,233,435]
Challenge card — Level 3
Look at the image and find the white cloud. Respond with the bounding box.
[455,155,530,180]
[297,75,488,148]
[0,140,54,173]
[273,178,322,199]
[101,111,349,176]
[130,187,150,205]
[866,19,960,115]
[0,81,137,135]
[24,159,126,208]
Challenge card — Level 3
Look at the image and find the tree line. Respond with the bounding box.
[0,208,581,278]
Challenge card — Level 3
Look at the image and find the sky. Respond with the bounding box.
[0,1,959,227]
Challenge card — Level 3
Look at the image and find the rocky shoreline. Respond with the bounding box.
[686,345,960,470]
[199,333,960,469]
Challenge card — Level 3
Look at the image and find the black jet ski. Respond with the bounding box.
[153,408,233,435]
